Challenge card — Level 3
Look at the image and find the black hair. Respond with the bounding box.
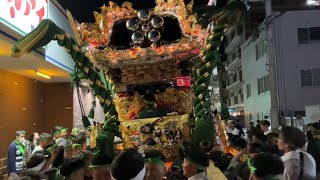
[166,171,187,180]
[248,143,265,153]
[52,147,64,168]
[209,151,231,171]
[92,152,113,166]
[306,130,314,142]
[257,120,261,123]
[253,132,267,142]
[250,122,254,125]
[60,157,85,178]
[266,133,278,145]
[233,137,247,149]
[144,149,166,162]
[26,154,46,169]
[33,150,51,160]
[74,134,87,145]
[75,150,93,166]
[261,120,271,127]
[16,170,48,180]
[42,168,59,180]
[29,133,35,142]
[251,153,284,178]
[279,126,306,149]
[144,93,155,101]
[111,148,145,180]
[184,143,209,172]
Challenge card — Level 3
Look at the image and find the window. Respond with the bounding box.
[297,28,309,44]
[300,69,320,86]
[255,40,267,60]
[246,84,251,98]
[233,73,237,82]
[239,70,243,82]
[238,88,243,95]
[258,75,270,94]
[264,75,270,92]
[249,114,253,121]
[257,113,260,120]
[234,96,238,104]
[310,27,320,43]
[312,69,320,86]
[257,79,262,94]
[297,27,320,44]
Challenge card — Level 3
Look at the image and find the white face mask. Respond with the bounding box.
[19,137,26,144]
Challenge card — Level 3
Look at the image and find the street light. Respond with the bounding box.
[306,0,320,6]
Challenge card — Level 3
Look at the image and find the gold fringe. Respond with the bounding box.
[67,10,83,46]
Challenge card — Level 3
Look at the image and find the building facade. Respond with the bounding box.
[241,9,320,127]
[224,24,245,118]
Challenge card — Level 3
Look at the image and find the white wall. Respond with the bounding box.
[273,10,320,114]
[45,0,75,72]
[241,31,271,127]
[0,0,75,72]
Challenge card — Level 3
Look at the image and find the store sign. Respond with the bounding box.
[0,0,48,35]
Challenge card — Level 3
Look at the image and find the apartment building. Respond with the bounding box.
[241,9,320,127]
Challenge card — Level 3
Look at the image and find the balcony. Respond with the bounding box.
[225,26,243,53]
[209,94,220,102]
[227,95,244,108]
[226,70,244,90]
[208,74,219,86]
[225,47,241,71]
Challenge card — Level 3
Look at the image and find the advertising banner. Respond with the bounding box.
[0,0,48,35]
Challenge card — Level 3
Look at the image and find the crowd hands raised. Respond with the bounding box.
[6,120,320,180]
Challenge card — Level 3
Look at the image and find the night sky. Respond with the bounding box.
[57,0,211,22]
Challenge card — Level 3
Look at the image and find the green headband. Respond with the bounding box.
[144,157,165,167]
[89,164,111,169]
[53,131,60,136]
[47,144,58,153]
[72,144,82,149]
[53,128,67,136]
[72,128,80,133]
[145,100,154,105]
[247,157,257,174]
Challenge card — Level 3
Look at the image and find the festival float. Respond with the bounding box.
[11,0,247,159]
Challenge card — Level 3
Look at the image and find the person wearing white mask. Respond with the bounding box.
[7,130,26,175]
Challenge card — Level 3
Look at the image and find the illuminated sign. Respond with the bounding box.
[0,0,48,35]
[176,76,191,87]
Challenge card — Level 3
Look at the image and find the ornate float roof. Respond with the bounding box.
[73,0,208,69]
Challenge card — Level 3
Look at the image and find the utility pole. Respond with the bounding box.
[265,0,280,130]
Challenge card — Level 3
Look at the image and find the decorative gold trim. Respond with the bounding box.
[75,0,207,68]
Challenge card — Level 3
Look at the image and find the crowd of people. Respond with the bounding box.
[6,119,320,180]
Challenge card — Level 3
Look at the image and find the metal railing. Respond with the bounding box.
[226,70,243,87]
[225,47,241,67]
